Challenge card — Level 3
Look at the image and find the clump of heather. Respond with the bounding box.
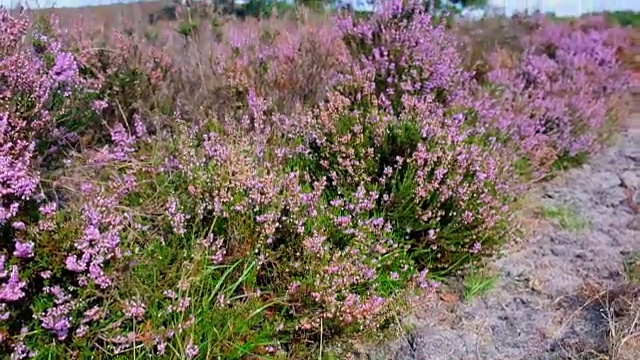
[336,0,478,115]
[0,10,87,357]
[0,10,86,236]
[312,0,516,267]
[0,9,364,358]
[164,14,347,120]
[165,7,520,345]
[247,1,519,342]
[486,15,631,174]
[0,12,67,223]
[35,106,412,356]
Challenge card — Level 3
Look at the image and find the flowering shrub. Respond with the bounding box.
[0,11,88,356]
[0,2,632,359]
[165,14,347,119]
[0,9,413,358]
[485,15,630,175]
[308,0,516,271]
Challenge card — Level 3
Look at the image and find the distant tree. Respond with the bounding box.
[148,4,179,25]
[425,0,487,12]
[605,10,640,28]
[448,0,487,7]
[294,0,333,11]
[358,0,488,12]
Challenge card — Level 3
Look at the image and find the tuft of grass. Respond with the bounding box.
[606,254,640,360]
[560,261,640,360]
[624,253,640,284]
[541,204,589,232]
[463,268,498,301]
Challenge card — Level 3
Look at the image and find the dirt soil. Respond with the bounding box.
[360,112,640,360]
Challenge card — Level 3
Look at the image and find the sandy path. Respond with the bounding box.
[362,113,640,360]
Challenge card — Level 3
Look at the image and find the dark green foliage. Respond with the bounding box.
[604,11,640,27]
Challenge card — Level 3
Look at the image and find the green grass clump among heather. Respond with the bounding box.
[605,10,640,27]
[0,1,633,358]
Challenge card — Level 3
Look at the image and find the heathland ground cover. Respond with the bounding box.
[0,1,636,358]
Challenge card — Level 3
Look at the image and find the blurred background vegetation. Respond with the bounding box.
[604,10,640,27]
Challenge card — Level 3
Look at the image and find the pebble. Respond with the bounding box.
[598,187,627,207]
[622,149,640,162]
[592,171,622,189]
[619,170,640,189]
[628,216,640,231]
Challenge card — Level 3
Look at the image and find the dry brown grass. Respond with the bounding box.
[560,261,640,360]
[603,287,640,360]
[19,1,167,28]
[17,0,344,127]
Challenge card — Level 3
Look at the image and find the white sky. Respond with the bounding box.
[0,0,639,17]
[490,0,640,16]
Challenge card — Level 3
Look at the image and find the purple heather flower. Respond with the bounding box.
[11,221,26,230]
[123,299,146,319]
[185,342,199,359]
[65,255,87,272]
[0,303,9,320]
[75,325,88,338]
[49,52,77,83]
[0,255,6,278]
[0,266,26,301]
[81,306,104,324]
[157,341,167,355]
[41,313,71,340]
[13,239,34,259]
[91,99,108,112]
[10,341,34,360]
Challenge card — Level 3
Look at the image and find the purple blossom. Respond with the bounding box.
[10,341,34,360]
[166,197,187,235]
[123,299,146,319]
[0,255,6,278]
[40,310,71,340]
[91,99,109,112]
[156,341,167,355]
[0,266,26,302]
[49,52,77,83]
[75,325,88,338]
[13,239,34,259]
[185,342,199,359]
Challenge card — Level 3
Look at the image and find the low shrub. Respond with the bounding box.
[325,0,516,271]
[604,10,640,28]
[485,15,630,176]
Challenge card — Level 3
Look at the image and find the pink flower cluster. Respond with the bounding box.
[485,14,631,173]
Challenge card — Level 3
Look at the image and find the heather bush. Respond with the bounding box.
[0,11,95,356]
[9,101,421,358]
[169,15,346,118]
[485,16,630,175]
[0,11,93,224]
[305,0,517,271]
[0,9,405,357]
